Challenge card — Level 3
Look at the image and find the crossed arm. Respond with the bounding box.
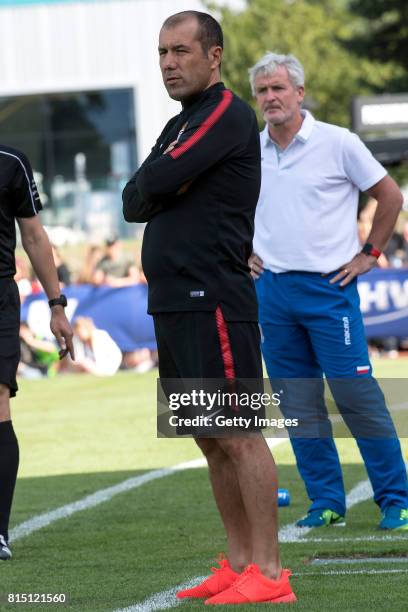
[123,94,238,223]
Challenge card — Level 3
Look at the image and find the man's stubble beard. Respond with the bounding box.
[264,109,293,128]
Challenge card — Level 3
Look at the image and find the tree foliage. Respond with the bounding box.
[209,0,398,127]
[347,0,408,91]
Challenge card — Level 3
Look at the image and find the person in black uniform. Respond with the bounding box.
[0,146,74,560]
[123,11,296,606]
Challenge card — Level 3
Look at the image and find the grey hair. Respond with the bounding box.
[248,52,305,95]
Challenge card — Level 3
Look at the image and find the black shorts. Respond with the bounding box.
[0,279,20,398]
[154,307,264,436]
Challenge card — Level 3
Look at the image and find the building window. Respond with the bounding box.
[0,87,136,236]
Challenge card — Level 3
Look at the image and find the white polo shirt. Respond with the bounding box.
[253,110,387,273]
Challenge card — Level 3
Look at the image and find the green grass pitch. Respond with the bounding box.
[1,359,407,611]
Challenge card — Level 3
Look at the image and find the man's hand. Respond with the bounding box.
[163,140,178,155]
[329,252,377,287]
[50,308,75,360]
[249,253,264,279]
[163,122,189,155]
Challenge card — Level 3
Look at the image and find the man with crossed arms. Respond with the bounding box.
[123,13,297,606]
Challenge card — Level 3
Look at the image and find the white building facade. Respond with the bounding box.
[0,0,212,236]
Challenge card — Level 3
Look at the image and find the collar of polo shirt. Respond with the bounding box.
[261,109,315,149]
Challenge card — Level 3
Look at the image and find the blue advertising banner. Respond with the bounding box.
[22,284,156,352]
[20,268,408,349]
[359,268,408,339]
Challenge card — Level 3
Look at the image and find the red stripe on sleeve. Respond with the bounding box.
[169,90,233,160]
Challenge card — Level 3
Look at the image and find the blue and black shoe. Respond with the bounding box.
[379,506,408,530]
[296,509,345,528]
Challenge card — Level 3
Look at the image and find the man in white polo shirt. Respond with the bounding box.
[249,52,408,530]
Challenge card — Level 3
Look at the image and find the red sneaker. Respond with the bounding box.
[205,564,297,605]
[176,558,239,599]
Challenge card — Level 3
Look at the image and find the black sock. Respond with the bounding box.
[0,421,19,542]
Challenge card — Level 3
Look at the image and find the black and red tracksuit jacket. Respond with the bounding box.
[122,82,261,321]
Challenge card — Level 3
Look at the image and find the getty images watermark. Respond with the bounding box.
[158,383,299,435]
[157,377,408,438]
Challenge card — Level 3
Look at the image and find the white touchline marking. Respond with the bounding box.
[10,468,172,542]
[115,567,408,612]
[344,478,373,508]
[10,460,201,542]
[281,535,408,543]
[297,568,408,577]
[279,478,373,543]
[111,438,286,612]
[109,431,400,611]
[311,556,408,565]
[111,472,402,612]
[113,577,206,612]
[9,439,285,543]
[280,397,408,545]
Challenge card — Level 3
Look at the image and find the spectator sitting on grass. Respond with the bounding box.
[65,317,122,376]
[18,322,60,378]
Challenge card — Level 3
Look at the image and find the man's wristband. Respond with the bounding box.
[361,243,381,259]
[48,294,67,308]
